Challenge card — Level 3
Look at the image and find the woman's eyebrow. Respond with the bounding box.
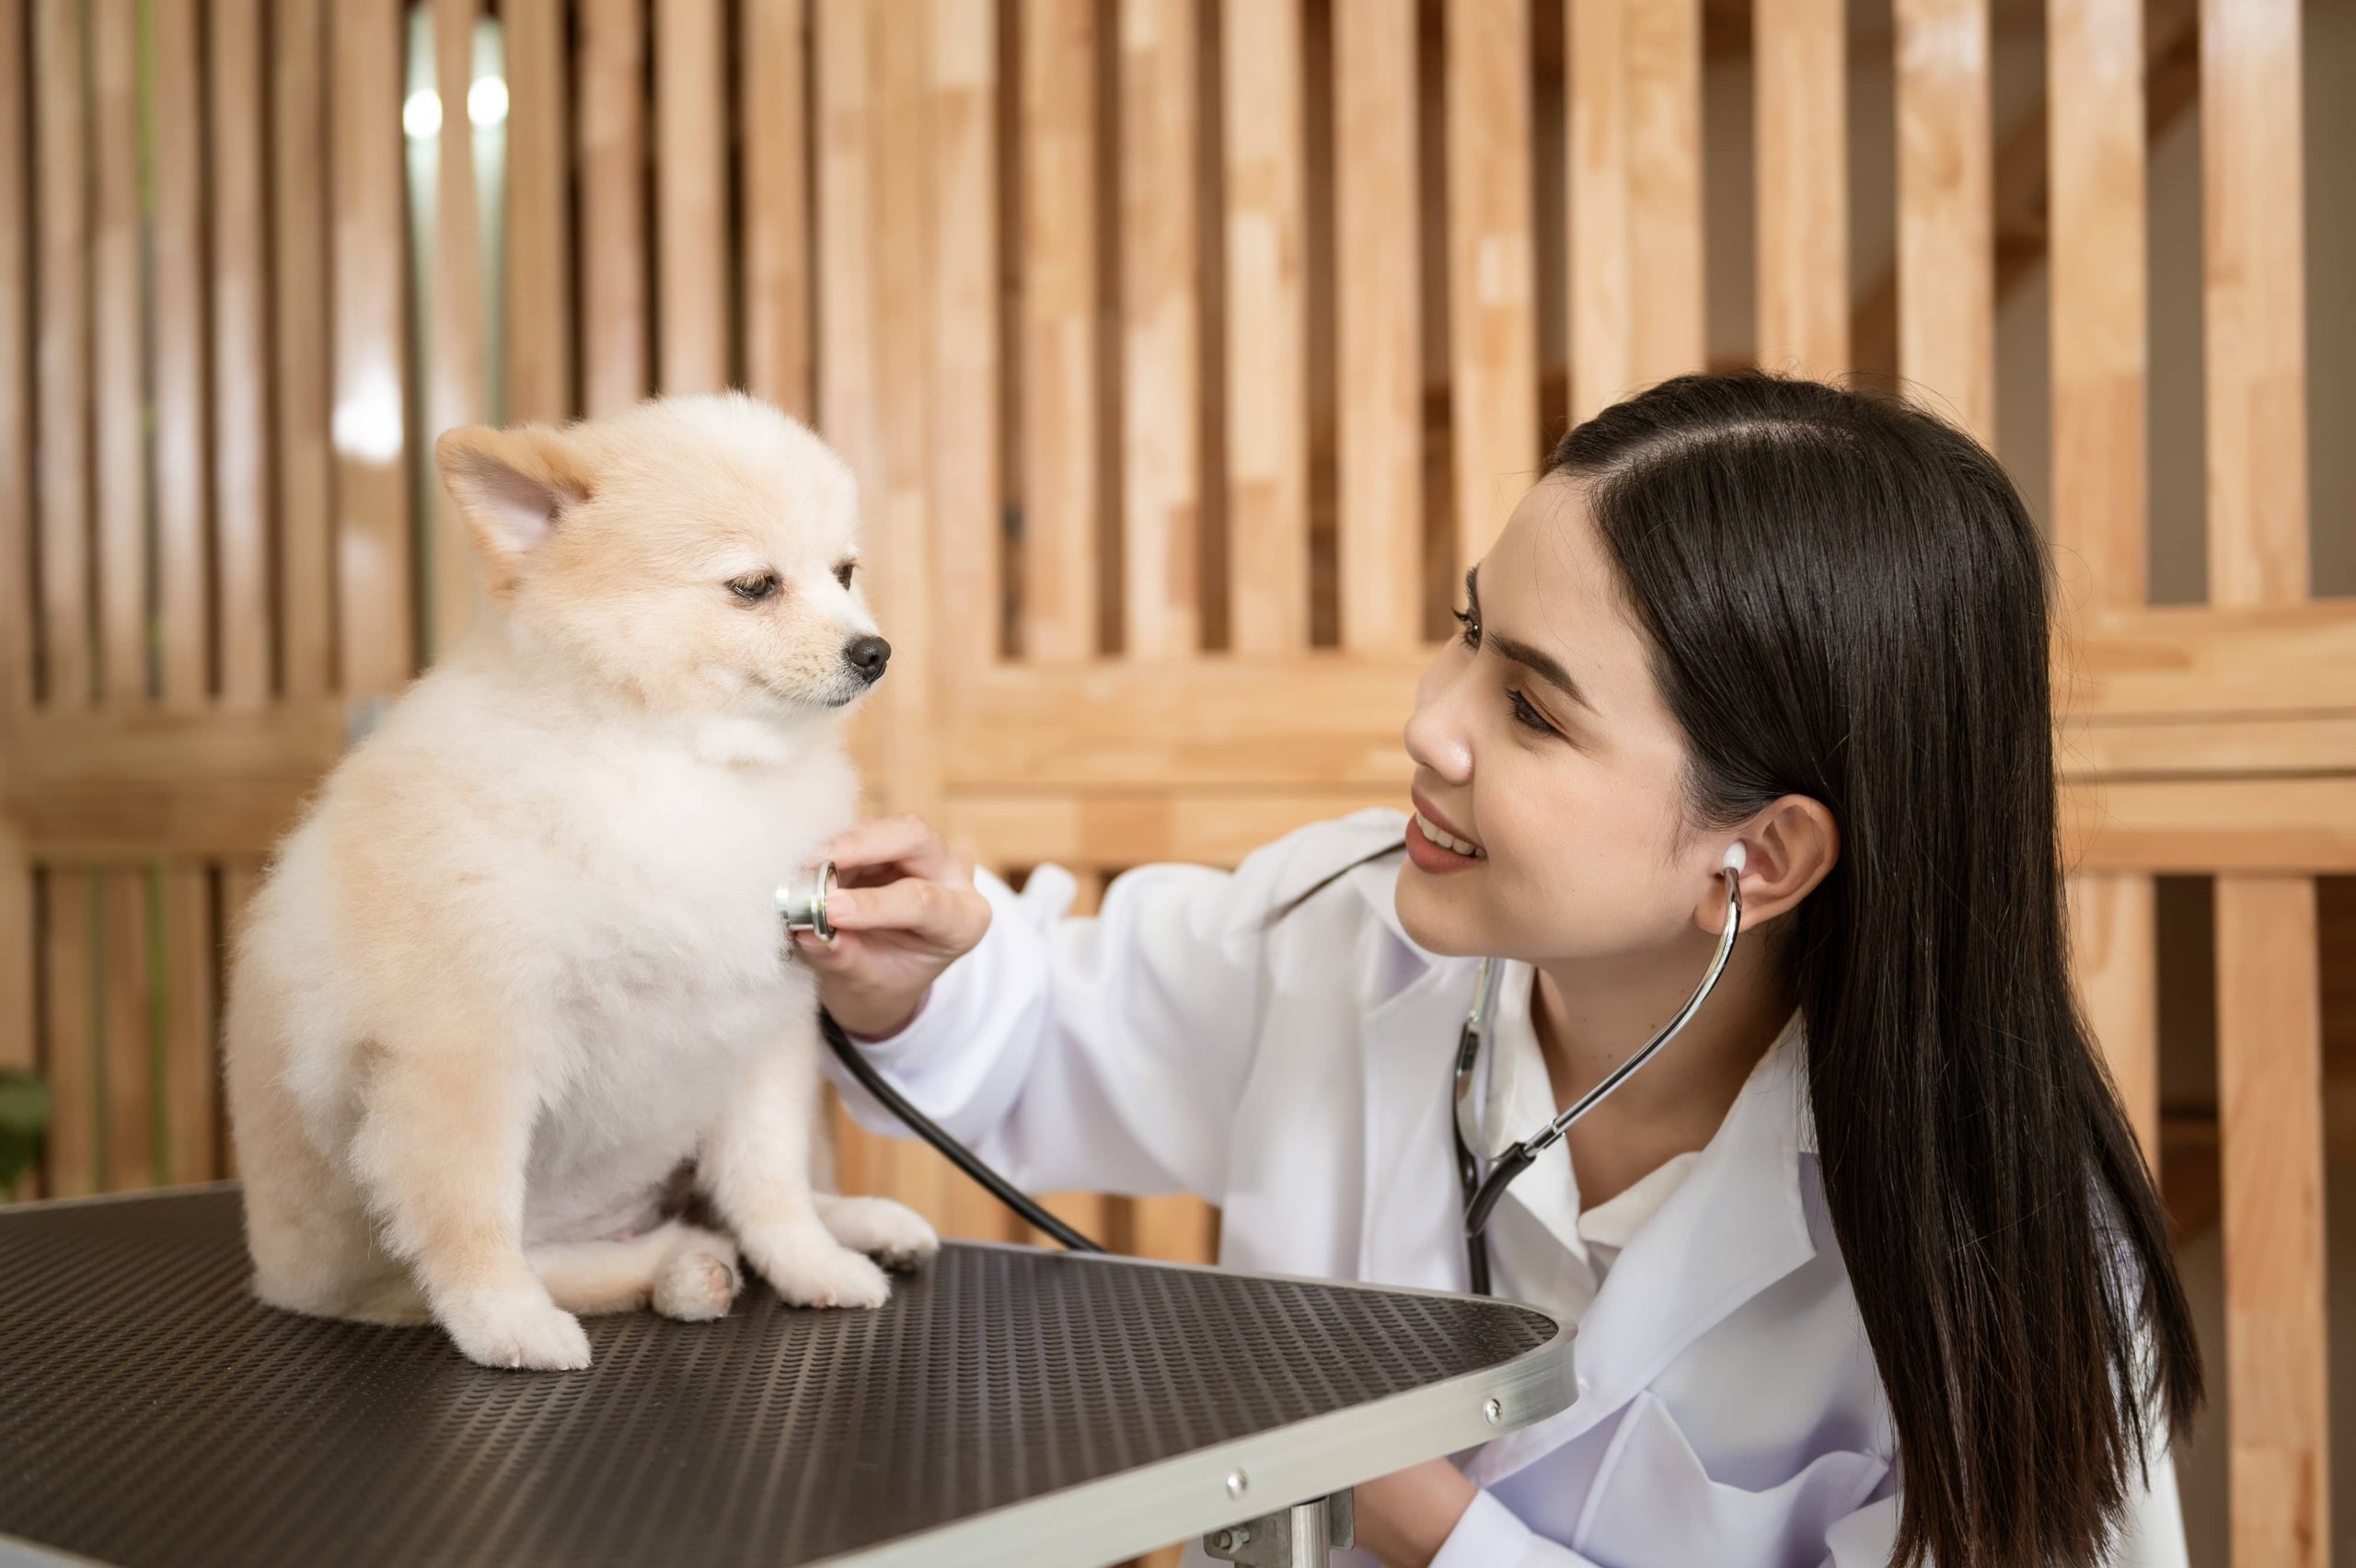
[1467,566,1593,711]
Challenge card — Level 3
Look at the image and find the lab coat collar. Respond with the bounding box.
[1462,1026,1820,1484]
[1332,823,1821,1477]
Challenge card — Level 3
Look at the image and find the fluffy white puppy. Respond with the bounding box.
[225,394,936,1371]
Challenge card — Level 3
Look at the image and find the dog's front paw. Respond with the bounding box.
[746,1228,894,1310]
[819,1194,940,1272]
[441,1289,594,1371]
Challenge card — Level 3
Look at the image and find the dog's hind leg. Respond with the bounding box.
[530,1221,742,1320]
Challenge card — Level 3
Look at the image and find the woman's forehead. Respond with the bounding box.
[1485,480,1644,657]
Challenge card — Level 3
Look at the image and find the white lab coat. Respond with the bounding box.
[829,810,2188,1568]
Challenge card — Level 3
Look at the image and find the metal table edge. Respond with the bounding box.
[811,1280,1575,1568]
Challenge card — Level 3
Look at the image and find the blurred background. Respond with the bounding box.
[0,0,2349,1563]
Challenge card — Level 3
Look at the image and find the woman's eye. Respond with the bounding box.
[1507,687,1555,735]
[834,561,857,590]
[729,572,780,603]
[1452,606,1480,649]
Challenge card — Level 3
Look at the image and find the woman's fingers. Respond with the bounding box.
[822,878,990,949]
[826,815,963,882]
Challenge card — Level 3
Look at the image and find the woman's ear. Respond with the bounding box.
[1697,795,1840,933]
[434,424,595,596]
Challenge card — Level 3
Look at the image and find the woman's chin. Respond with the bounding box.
[1392,876,1484,958]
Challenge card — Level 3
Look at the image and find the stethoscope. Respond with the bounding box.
[785,843,1748,1294]
[1450,844,1746,1295]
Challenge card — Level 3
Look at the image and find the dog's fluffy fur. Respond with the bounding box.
[225,394,935,1370]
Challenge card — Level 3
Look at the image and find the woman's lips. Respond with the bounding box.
[1405,813,1484,873]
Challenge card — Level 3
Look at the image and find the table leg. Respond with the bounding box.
[1202,1490,1352,1566]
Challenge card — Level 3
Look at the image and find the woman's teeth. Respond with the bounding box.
[1415,812,1484,859]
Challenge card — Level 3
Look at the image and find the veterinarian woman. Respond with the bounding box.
[793,374,2201,1568]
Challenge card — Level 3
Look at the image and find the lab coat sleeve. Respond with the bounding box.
[1426,1490,1603,1568]
[828,821,1383,1200]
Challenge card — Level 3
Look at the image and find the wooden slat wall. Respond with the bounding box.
[0,14,2344,1562]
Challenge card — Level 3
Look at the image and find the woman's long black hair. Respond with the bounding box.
[1538,373,2200,1566]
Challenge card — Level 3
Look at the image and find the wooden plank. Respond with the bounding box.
[872,0,955,1230]
[152,0,208,709]
[1567,0,1627,421]
[99,870,153,1192]
[2049,0,2146,608]
[2049,0,2154,1173]
[2203,2,2323,1560]
[429,0,488,657]
[273,0,335,700]
[1118,0,1201,658]
[91,0,144,706]
[1221,0,1309,652]
[1753,0,1848,377]
[815,0,881,792]
[655,0,729,394]
[1623,0,1703,389]
[217,864,264,1181]
[2202,1,2307,609]
[1333,0,1419,650]
[743,0,812,419]
[1020,0,1099,661]
[2067,872,2157,1158]
[2215,878,2326,1568]
[927,0,1001,723]
[211,0,272,709]
[0,824,34,1200]
[943,791,1404,870]
[40,872,94,1197]
[159,868,216,1186]
[1129,1194,1218,1264]
[815,0,877,484]
[918,0,994,1242]
[0,0,32,718]
[1893,0,1993,444]
[2061,715,2356,781]
[31,0,89,709]
[579,0,648,416]
[1447,0,1539,565]
[331,0,414,695]
[504,0,573,425]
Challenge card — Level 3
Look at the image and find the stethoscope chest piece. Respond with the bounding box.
[777,860,838,943]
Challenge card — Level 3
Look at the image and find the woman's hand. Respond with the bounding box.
[1351,1458,1479,1568]
[792,815,993,1038]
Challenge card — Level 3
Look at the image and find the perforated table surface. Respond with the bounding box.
[0,1187,1572,1568]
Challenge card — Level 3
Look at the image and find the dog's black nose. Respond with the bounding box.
[843,635,892,684]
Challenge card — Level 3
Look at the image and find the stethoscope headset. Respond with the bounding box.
[791,842,1749,1294]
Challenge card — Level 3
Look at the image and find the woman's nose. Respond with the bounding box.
[1403,674,1473,783]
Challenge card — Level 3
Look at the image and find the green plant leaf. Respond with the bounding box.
[0,1070,50,1191]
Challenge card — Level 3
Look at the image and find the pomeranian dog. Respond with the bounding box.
[225,394,937,1370]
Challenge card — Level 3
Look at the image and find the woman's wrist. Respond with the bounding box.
[1352,1458,1480,1568]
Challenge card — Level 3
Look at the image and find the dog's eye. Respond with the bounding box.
[834,560,857,590]
[728,572,779,603]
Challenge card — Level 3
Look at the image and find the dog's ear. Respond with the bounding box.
[434,424,595,595]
